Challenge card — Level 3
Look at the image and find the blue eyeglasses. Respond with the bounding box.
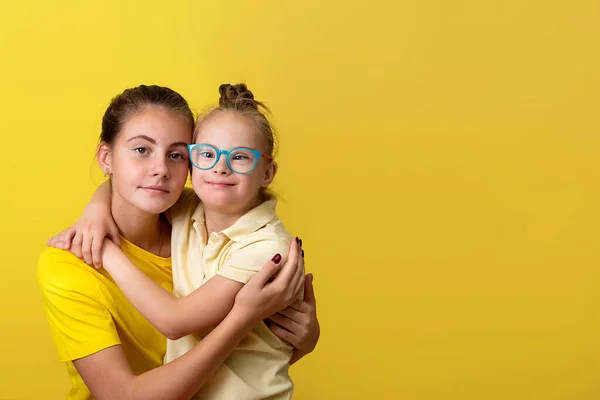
[188,143,273,174]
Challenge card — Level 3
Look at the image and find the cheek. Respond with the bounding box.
[250,166,269,185]
[190,169,206,184]
[110,170,138,201]
[111,158,140,188]
[238,173,264,191]
[190,169,211,195]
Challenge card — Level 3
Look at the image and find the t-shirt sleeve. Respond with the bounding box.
[218,237,291,284]
[37,248,120,362]
[165,187,197,223]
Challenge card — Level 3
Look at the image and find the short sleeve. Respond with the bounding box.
[37,248,120,362]
[165,187,197,223]
[218,237,291,284]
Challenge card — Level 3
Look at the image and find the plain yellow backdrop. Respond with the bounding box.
[1,1,599,399]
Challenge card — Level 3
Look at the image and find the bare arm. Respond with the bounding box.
[75,309,253,400]
[76,238,304,400]
[102,240,243,340]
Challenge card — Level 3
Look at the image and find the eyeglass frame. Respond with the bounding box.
[187,143,273,175]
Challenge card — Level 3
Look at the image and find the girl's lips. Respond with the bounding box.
[141,185,169,194]
[205,181,235,188]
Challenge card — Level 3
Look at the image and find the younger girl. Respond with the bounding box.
[53,84,309,399]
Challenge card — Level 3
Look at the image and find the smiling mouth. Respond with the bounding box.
[206,181,235,187]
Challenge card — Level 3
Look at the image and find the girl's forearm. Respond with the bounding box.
[101,240,182,339]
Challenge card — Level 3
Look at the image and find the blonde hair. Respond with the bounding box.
[193,83,277,157]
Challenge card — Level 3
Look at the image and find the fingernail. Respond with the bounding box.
[295,237,299,244]
[299,239,303,247]
[272,253,282,263]
[302,250,305,258]
[264,320,271,327]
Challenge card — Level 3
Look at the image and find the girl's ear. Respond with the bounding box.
[97,142,112,175]
[261,161,277,188]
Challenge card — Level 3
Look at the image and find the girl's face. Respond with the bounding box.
[191,110,276,214]
[98,106,192,215]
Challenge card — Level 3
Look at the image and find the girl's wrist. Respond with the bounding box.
[227,305,261,332]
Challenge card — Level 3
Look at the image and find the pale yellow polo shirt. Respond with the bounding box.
[167,189,296,400]
[37,238,173,400]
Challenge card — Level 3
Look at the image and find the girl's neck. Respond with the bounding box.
[204,196,263,236]
[111,193,168,256]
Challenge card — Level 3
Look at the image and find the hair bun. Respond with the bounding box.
[218,83,258,110]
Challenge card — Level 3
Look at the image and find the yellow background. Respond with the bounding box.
[1,1,599,399]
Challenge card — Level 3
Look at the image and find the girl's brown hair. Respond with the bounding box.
[101,85,194,146]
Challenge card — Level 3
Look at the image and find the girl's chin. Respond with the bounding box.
[200,195,242,209]
[132,198,175,215]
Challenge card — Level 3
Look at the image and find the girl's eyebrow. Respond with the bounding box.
[126,135,188,148]
[126,134,155,144]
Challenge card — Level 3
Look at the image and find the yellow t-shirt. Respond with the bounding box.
[167,189,297,400]
[37,237,172,400]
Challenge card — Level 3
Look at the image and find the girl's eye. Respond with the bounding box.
[200,151,214,159]
[135,147,148,155]
[169,153,185,161]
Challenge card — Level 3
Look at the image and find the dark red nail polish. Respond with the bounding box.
[295,237,299,244]
[272,253,282,263]
[299,239,303,247]
[302,249,305,257]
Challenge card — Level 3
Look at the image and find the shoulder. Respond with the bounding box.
[37,247,103,296]
[253,214,293,245]
[231,220,293,259]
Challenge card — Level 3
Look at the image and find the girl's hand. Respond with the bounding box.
[266,273,320,362]
[46,202,120,268]
[233,238,305,325]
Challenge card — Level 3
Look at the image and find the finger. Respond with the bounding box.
[287,298,309,313]
[289,244,305,300]
[71,231,83,259]
[63,227,76,249]
[54,228,75,250]
[297,248,306,283]
[267,322,298,347]
[49,239,68,249]
[304,273,316,305]
[81,231,93,265]
[253,255,282,287]
[275,239,299,286]
[292,272,304,302]
[268,313,301,334]
[278,307,305,325]
[48,228,71,247]
[91,235,103,269]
